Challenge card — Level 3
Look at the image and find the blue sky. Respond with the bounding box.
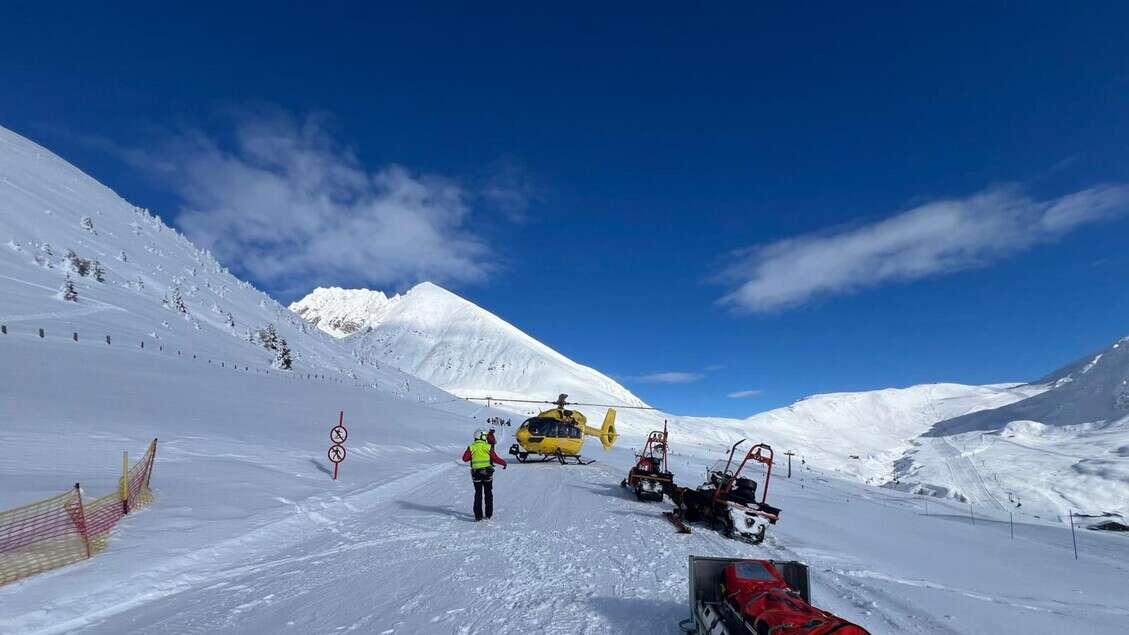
[3,2,1129,417]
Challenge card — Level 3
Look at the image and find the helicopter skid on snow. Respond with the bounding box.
[510,444,595,465]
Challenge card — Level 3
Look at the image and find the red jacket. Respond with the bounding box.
[462,445,508,468]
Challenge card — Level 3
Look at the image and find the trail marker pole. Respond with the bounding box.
[74,483,92,559]
[1070,510,1078,560]
[328,411,348,480]
[121,451,130,514]
[1010,512,1014,539]
[969,504,974,525]
[783,451,795,478]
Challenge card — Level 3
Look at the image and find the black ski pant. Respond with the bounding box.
[472,468,494,520]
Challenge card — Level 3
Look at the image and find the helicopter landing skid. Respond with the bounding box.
[556,450,595,465]
[509,448,594,465]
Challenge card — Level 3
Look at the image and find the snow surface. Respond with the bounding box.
[4,336,1129,634]
[4,123,1129,634]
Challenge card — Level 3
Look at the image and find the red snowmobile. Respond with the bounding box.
[621,422,676,502]
[666,440,780,544]
[681,556,870,635]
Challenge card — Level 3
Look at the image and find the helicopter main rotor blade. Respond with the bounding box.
[562,401,658,411]
[462,396,657,410]
[463,397,556,405]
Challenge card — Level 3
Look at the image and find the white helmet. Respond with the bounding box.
[474,429,487,441]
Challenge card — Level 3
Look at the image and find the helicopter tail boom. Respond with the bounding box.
[582,408,618,450]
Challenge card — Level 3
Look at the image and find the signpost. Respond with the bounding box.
[328,411,348,480]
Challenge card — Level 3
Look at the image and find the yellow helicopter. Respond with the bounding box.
[465,393,655,464]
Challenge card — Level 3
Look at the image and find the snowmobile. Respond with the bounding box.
[666,440,780,544]
[621,422,676,501]
[680,556,870,635]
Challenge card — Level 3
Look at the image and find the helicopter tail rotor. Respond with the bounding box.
[582,408,618,450]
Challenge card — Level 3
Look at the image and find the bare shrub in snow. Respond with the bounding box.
[64,249,93,277]
[80,215,96,234]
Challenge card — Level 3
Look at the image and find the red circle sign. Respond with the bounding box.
[330,425,348,444]
[328,444,347,464]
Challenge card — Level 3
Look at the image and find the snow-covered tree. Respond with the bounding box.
[92,261,106,283]
[60,275,78,302]
[164,287,188,314]
[118,249,127,262]
[80,215,96,234]
[273,338,293,370]
[256,324,281,350]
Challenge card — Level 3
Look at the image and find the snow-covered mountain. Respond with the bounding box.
[928,336,1129,436]
[291,284,653,417]
[886,337,1129,519]
[0,125,442,402]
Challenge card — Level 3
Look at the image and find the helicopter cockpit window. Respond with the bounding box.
[525,418,558,437]
[568,425,582,439]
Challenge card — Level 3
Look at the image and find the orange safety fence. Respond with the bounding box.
[0,438,157,587]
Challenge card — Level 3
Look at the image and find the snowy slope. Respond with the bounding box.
[0,125,435,400]
[291,284,654,416]
[667,383,1043,484]
[886,337,1129,519]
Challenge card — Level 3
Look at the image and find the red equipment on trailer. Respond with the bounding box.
[667,440,780,544]
[681,556,870,635]
[621,421,676,501]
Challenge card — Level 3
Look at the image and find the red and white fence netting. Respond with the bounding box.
[0,439,157,587]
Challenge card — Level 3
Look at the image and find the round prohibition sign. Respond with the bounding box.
[330,425,348,444]
[328,444,347,464]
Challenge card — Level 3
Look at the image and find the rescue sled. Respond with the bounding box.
[680,556,870,635]
[668,440,779,544]
[621,422,675,502]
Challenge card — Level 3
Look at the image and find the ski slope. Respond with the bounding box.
[3,336,1129,634]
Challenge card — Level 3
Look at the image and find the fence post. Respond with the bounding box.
[39,328,45,338]
[105,335,111,345]
[1010,512,1014,539]
[73,332,78,342]
[1070,510,1078,560]
[144,438,159,488]
[121,451,130,514]
[1,324,6,334]
[140,340,144,349]
[969,504,975,525]
[74,483,92,559]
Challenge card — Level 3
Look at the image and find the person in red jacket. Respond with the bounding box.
[461,430,507,521]
[486,428,497,449]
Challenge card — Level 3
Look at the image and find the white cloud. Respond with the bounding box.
[727,389,763,399]
[633,371,705,384]
[130,112,502,295]
[720,184,1129,312]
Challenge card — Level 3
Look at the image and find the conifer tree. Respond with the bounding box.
[61,275,78,302]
